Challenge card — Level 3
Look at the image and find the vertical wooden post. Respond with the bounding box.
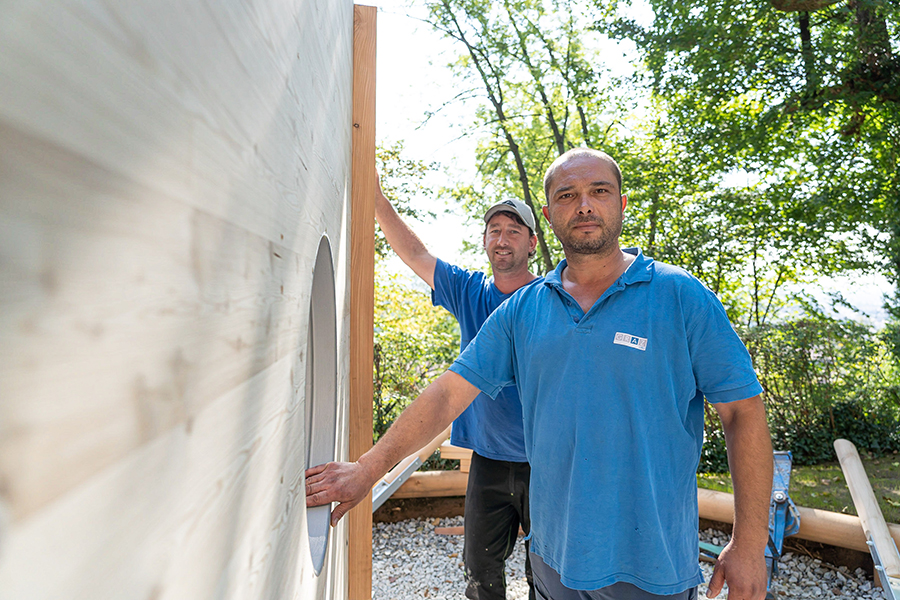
[350,4,376,600]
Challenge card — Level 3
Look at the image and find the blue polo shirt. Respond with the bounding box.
[449,248,762,594]
[432,259,542,462]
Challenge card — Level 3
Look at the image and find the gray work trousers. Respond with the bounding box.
[531,553,698,600]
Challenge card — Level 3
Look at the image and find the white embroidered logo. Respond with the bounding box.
[613,332,647,351]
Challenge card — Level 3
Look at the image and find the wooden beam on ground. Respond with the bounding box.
[390,470,900,553]
[392,470,469,499]
[349,4,377,600]
[439,441,472,473]
[698,487,900,553]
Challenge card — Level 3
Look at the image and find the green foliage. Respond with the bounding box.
[375,141,439,259]
[424,0,632,274]
[700,315,900,471]
[373,141,459,443]
[425,0,883,332]
[698,417,730,474]
[372,266,460,442]
[404,0,900,471]
[620,117,868,325]
[607,0,900,353]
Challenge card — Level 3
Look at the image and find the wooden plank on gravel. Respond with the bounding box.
[392,470,469,498]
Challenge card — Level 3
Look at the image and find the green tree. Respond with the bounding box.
[620,118,869,324]
[372,142,460,442]
[425,0,630,273]
[607,0,900,353]
[423,0,869,329]
[372,266,459,441]
[376,141,439,259]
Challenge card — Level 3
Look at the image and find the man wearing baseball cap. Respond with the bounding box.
[374,175,543,600]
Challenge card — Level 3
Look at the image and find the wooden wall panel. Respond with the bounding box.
[0,0,355,598]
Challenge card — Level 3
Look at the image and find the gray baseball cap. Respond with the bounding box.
[483,199,536,232]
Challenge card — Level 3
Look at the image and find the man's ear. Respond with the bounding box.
[529,233,538,254]
[541,205,551,223]
[621,194,628,211]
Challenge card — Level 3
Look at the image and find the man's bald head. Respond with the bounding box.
[543,148,623,204]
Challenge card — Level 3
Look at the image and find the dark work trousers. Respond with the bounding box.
[531,553,698,600]
[464,451,534,600]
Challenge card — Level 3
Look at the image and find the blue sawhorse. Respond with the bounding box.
[699,451,800,599]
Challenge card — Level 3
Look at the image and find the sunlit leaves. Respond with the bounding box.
[373,267,460,442]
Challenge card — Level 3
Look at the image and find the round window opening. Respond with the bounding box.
[305,236,337,576]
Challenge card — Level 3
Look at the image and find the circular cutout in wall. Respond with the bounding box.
[305,236,337,576]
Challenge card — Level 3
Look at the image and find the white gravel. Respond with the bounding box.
[373,518,884,599]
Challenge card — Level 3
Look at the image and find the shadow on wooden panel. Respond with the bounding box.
[306,235,338,576]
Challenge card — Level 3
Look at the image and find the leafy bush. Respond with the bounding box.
[372,266,459,443]
[698,415,729,474]
[700,316,900,472]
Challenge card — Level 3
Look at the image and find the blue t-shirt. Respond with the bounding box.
[432,259,542,462]
[449,249,763,594]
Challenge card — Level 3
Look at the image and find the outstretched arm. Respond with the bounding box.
[375,173,437,289]
[305,371,479,525]
[707,395,773,600]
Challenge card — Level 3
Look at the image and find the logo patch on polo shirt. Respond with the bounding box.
[614,332,647,351]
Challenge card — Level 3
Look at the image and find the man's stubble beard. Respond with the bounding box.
[489,249,529,274]
[555,214,623,256]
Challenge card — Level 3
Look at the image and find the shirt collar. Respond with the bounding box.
[544,247,654,289]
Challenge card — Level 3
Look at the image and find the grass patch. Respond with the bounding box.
[697,452,900,524]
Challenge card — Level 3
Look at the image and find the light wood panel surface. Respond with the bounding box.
[0,0,355,597]
[349,5,377,600]
[440,441,473,473]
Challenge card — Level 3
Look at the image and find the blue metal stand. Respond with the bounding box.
[698,451,800,599]
[765,451,801,596]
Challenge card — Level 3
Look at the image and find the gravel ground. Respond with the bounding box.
[373,517,884,599]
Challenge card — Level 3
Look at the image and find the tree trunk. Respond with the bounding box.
[437,1,556,273]
[798,12,818,92]
[503,2,567,156]
[647,190,659,258]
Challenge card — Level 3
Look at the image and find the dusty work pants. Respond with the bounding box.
[464,452,534,600]
[531,553,698,600]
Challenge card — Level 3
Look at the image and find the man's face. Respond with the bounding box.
[482,212,537,274]
[541,155,627,257]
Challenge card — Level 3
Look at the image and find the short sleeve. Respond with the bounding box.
[449,302,517,399]
[432,258,474,319]
[687,290,763,404]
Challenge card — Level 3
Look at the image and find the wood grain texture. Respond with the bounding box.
[348,5,376,600]
[835,439,900,574]
[0,0,355,597]
[382,426,452,485]
[698,487,900,553]
[392,470,470,499]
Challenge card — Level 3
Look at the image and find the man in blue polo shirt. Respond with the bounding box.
[372,175,542,600]
[308,150,773,600]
